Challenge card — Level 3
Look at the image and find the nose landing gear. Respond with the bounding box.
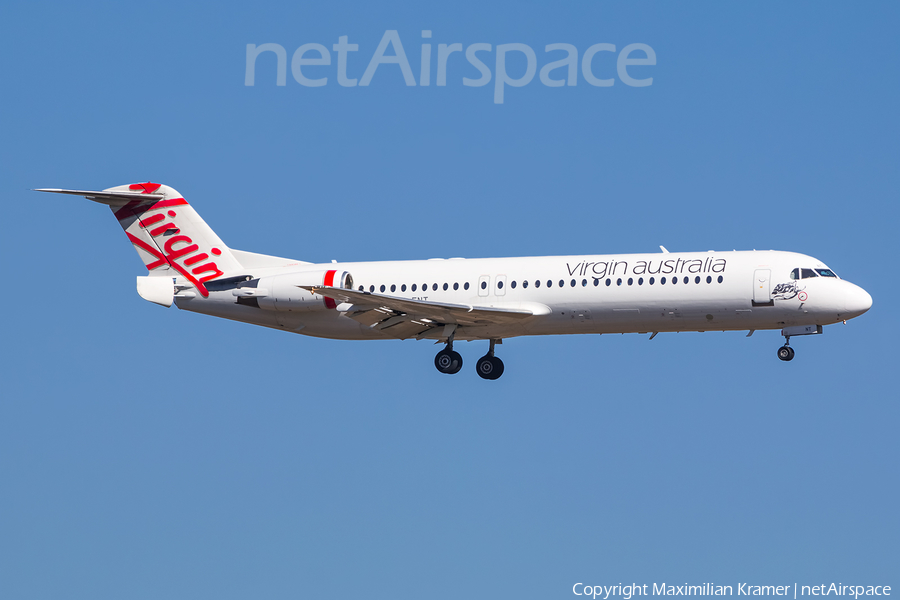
[777,334,795,362]
[476,339,504,380]
[777,345,795,361]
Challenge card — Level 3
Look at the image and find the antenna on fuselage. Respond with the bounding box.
[659,245,669,253]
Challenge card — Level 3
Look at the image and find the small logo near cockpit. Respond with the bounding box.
[772,281,805,301]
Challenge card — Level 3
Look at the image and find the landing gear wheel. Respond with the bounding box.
[777,346,795,362]
[435,349,463,374]
[489,356,504,379]
[447,351,463,374]
[476,355,504,380]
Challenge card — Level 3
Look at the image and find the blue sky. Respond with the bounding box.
[1,2,898,599]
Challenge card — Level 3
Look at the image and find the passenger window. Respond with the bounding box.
[464,282,470,290]
[412,284,417,292]
[401,284,407,292]
[358,285,364,291]
[617,278,622,286]
[559,280,565,287]
[547,280,553,288]
[801,268,818,279]
[638,277,643,285]
[649,277,655,285]
[706,276,711,284]
[481,281,487,290]
[523,280,529,289]
[511,281,517,289]
[497,280,503,289]
[380,285,386,292]
[593,279,599,287]
[694,276,700,284]
[672,277,677,285]
[535,280,541,288]
[370,285,375,292]
[443,283,448,291]
[790,268,800,280]
[432,283,438,291]
[683,276,689,284]
[390,284,396,292]
[661,277,667,284]
[717,275,723,283]
[570,279,576,287]
[453,282,459,290]
[605,278,611,286]
[627,278,633,286]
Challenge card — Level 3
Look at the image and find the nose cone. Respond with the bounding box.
[843,284,873,319]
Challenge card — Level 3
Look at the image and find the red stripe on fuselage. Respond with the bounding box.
[323,270,338,309]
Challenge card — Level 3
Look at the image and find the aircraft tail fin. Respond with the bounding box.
[37,182,243,297]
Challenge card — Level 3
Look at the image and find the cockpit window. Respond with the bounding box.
[790,268,800,280]
[800,268,818,279]
[815,269,838,278]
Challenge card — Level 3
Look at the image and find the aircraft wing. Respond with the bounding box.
[302,285,544,339]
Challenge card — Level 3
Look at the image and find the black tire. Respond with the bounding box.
[488,356,504,379]
[777,346,794,361]
[435,349,463,374]
[435,350,453,373]
[476,355,504,380]
[447,351,463,374]
[476,356,494,379]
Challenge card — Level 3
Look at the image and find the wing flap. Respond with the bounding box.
[374,319,433,340]
[303,285,543,339]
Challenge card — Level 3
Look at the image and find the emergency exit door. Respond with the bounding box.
[752,269,774,306]
[477,275,490,297]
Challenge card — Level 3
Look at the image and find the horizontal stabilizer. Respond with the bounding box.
[34,188,165,206]
[37,182,245,299]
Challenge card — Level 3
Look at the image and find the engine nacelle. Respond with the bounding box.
[240,269,353,311]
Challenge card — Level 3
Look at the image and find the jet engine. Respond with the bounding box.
[233,269,353,311]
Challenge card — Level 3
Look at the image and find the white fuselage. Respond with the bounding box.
[175,250,872,342]
[37,183,873,374]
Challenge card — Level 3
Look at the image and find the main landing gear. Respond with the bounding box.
[434,344,463,374]
[433,338,504,379]
[476,339,504,380]
[777,336,795,362]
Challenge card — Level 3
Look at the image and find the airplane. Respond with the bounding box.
[37,182,873,379]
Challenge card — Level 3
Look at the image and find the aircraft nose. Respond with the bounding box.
[843,284,873,318]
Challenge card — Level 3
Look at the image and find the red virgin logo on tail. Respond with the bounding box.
[120,196,224,297]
